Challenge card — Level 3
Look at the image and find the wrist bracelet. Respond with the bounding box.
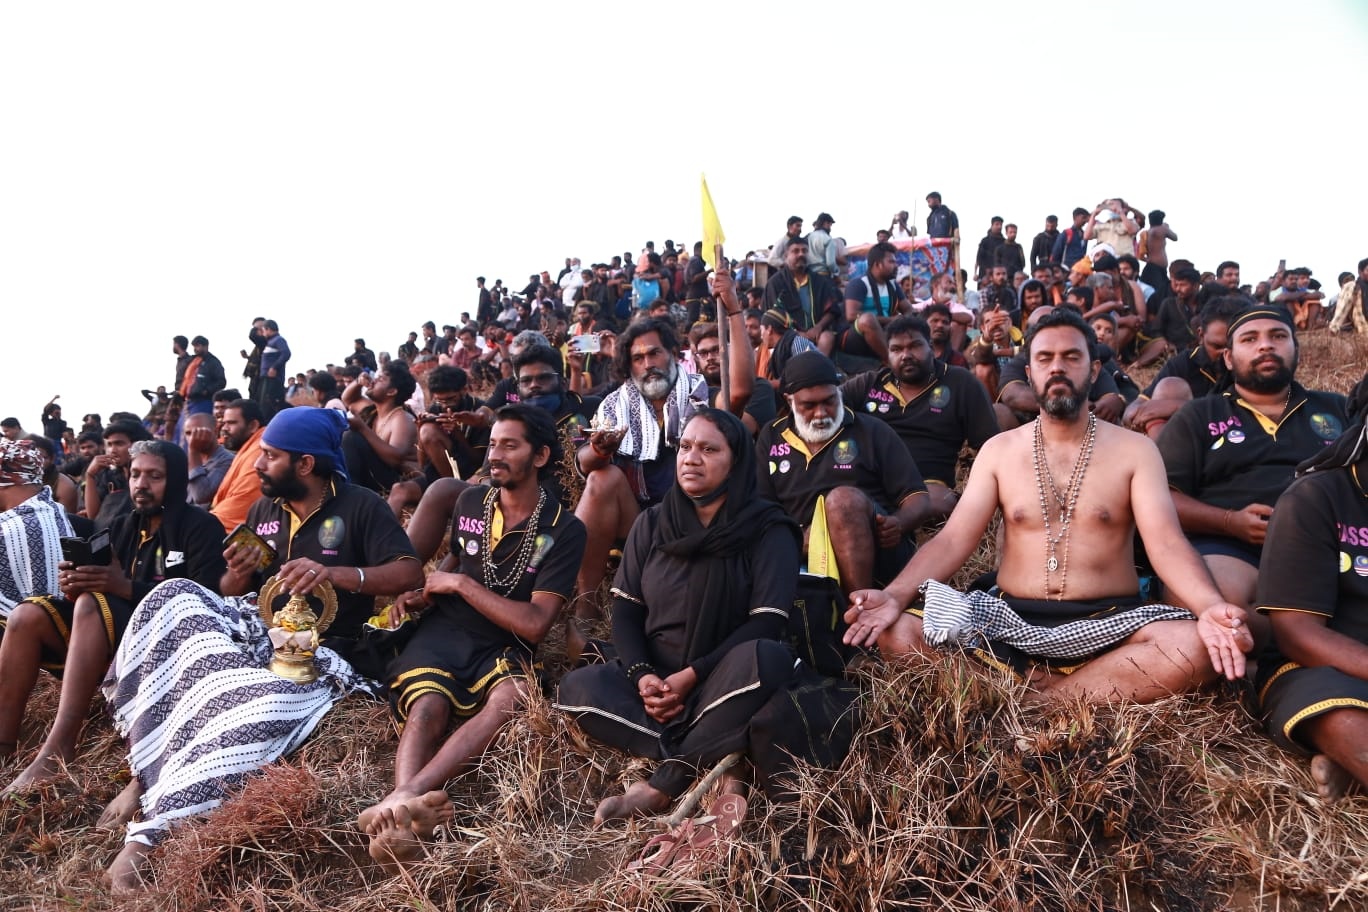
[626,662,656,683]
[355,567,366,593]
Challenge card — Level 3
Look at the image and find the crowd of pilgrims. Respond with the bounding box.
[3,194,1368,891]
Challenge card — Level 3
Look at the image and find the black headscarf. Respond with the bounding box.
[1297,371,1368,477]
[113,440,191,571]
[653,408,799,664]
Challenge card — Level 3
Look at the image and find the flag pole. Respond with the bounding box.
[953,229,965,306]
[716,242,730,412]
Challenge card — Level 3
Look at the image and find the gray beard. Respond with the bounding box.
[636,362,678,400]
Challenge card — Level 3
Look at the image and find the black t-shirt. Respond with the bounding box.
[245,480,419,638]
[755,409,927,526]
[1153,295,1200,348]
[840,364,998,485]
[706,378,777,428]
[1258,465,1368,649]
[441,484,585,655]
[1158,384,1348,511]
[1141,345,1226,399]
[684,256,710,299]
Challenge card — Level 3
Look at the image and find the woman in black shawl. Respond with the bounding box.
[1,439,225,793]
[556,408,801,822]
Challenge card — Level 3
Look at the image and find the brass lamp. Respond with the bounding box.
[258,575,339,684]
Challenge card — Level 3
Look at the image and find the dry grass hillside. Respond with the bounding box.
[2,331,1365,912]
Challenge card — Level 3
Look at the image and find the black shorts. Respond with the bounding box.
[385,608,534,722]
[1257,661,1368,754]
[28,592,132,675]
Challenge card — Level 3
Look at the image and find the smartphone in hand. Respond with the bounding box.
[223,524,278,571]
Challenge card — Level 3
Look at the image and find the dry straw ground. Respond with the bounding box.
[2,332,1366,912]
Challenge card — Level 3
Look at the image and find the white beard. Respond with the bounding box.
[792,392,844,445]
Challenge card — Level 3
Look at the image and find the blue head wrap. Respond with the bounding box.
[261,407,349,481]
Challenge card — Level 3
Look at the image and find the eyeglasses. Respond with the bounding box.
[694,347,720,358]
[518,372,558,387]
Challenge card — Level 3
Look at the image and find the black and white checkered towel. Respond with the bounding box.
[918,580,1195,660]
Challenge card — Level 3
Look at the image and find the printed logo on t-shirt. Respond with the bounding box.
[1341,551,1352,574]
[1310,413,1343,442]
[779,459,791,474]
[1208,417,1242,438]
[929,386,951,410]
[866,401,878,413]
[528,533,554,572]
[318,516,345,550]
[1339,524,1368,547]
[466,538,479,556]
[1355,555,1368,578]
[1227,429,1245,444]
[833,439,857,467]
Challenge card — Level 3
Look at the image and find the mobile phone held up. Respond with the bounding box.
[223,523,279,572]
[60,528,112,567]
[570,334,601,354]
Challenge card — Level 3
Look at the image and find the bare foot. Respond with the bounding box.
[594,779,670,825]
[363,790,452,875]
[106,841,154,895]
[3,749,70,796]
[1312,754,1352,804]
[565,616,588,665]
[98,779,145,830]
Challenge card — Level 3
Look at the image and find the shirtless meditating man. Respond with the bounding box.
[843,308,1252,704]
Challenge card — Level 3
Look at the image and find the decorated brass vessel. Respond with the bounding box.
[258,575,339,684]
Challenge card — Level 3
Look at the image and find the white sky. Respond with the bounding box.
[2,1,1365,431]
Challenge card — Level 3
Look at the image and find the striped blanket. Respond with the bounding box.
[0,486,71,621]
[102,578,375,847]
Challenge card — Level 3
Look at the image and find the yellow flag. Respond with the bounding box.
[806,494,841,585]
[701,173,725,269]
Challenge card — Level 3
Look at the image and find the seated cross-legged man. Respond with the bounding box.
[361,405,585,871]
[1254,377,1368,803]
[0,441,225,794]
[756,351,931,595]
[845,308,1253,705]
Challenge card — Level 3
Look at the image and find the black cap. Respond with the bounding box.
[781,352,841,395]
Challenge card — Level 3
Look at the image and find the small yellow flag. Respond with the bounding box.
[806,494,841,584]
[701,174,725,269]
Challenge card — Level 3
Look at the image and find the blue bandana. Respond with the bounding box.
[261,407,349,481]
